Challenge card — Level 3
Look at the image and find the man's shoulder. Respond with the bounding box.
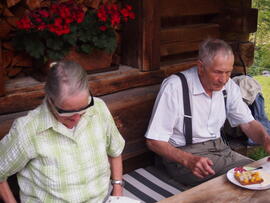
[162,67,197,87]
[224,78,241,92]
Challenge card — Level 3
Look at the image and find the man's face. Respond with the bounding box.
[198,53,234,95]
[50,91,90,129]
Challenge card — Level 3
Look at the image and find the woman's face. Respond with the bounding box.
[50,90,90,129]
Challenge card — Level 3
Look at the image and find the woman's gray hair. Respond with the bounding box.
[45,60,89,103]
[198,38,234,67]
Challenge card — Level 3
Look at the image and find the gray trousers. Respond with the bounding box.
[162,138,253,187]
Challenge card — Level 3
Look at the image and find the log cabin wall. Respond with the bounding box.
[0,0,257,172]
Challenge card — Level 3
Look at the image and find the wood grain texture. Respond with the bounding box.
[158,157,270,203]
[161,24,220,44]
[121,0,160,71]
[0,85,161,163]
[0,66,163,114]
[160,0,222,18]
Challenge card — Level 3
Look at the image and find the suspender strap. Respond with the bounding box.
[221,89,228,145]
[222,90,227,113]
[175,72,192,145]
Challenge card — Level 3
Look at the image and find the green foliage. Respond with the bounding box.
[254,76,270,118]
[76,11,117,54]
[249,0,270,76]
[247,146,268,160]
[12,1,134,63]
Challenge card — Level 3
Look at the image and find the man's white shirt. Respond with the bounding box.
[145,67,254,146]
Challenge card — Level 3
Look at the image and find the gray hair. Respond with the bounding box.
[198,38,233,67]
[45,60,89,103]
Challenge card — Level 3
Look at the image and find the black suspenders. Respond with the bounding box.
[175,72,228,146]
[175,72,193,145]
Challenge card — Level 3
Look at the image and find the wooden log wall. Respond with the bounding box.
[0,0,258,172]
[121,0,257,75]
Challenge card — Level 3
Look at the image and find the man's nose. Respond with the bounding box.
[219,73,228,84]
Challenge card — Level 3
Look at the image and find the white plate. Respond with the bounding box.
[227,167,270,190]
[105,196,141,203]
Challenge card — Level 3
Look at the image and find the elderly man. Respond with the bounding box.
[145,38,270,187]
[0,61,125,202]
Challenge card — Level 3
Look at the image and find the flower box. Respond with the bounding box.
[32,49,117,81]
[12,0,135,82]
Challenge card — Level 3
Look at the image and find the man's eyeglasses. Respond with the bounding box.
[49,94,94,117]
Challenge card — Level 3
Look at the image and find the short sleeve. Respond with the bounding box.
[0,119,32,181]
[145,76,182,142]
[226,79,254,127]
[99,101,125,157]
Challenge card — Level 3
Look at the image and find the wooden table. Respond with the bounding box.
[158,157,270,203]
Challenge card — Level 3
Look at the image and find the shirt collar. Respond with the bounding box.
[191,67,227,96]
[192,67,206,95]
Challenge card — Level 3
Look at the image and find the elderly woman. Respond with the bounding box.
[0,61,125,202]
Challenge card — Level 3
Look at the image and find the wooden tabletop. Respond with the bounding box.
[158,157,270,203]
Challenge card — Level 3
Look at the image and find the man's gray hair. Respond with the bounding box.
[198,38,233,67]
[45,60,89,103]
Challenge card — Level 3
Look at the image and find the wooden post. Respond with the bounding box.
[121,0,160,71]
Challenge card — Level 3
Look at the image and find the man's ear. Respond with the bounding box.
[197,60,203,74]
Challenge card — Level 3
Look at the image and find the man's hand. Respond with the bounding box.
[111,184,123,196]
[186,154,215,178]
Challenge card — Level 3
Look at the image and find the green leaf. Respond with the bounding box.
[25,40,45,59]
[80,44,93,54]
[46,38,64,50]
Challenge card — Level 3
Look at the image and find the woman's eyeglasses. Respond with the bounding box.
[49,94,94,117]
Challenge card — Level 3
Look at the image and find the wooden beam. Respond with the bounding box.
[0,66,164,114]
[224,0,252,8]
[0,85,161,165]
[218,8,258,33]
[161,60,197,77]
[160,24,220,57]
[161,24,220,44]
[161,41,200,57]
[121,0,160,71]
[160,0,222,18]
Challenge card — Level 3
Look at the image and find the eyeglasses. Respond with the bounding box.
[49,94,94,117]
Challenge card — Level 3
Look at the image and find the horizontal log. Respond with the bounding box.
[161,41,200,57]
[224,0,252,8]
[218,8,258,33]
[0,85,161,163]
[0,66,164,114]
[160,0,222,18]
[160,24,220,57]
[161,24,220,44]
[161,60,197,77]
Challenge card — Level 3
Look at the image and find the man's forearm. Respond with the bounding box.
[0,181,17,203]
[146,139,192,167]
[241,120,269,144]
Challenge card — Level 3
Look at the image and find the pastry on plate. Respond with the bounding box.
[234,169,264,185]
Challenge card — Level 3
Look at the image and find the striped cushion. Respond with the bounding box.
[123,168,181,203]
